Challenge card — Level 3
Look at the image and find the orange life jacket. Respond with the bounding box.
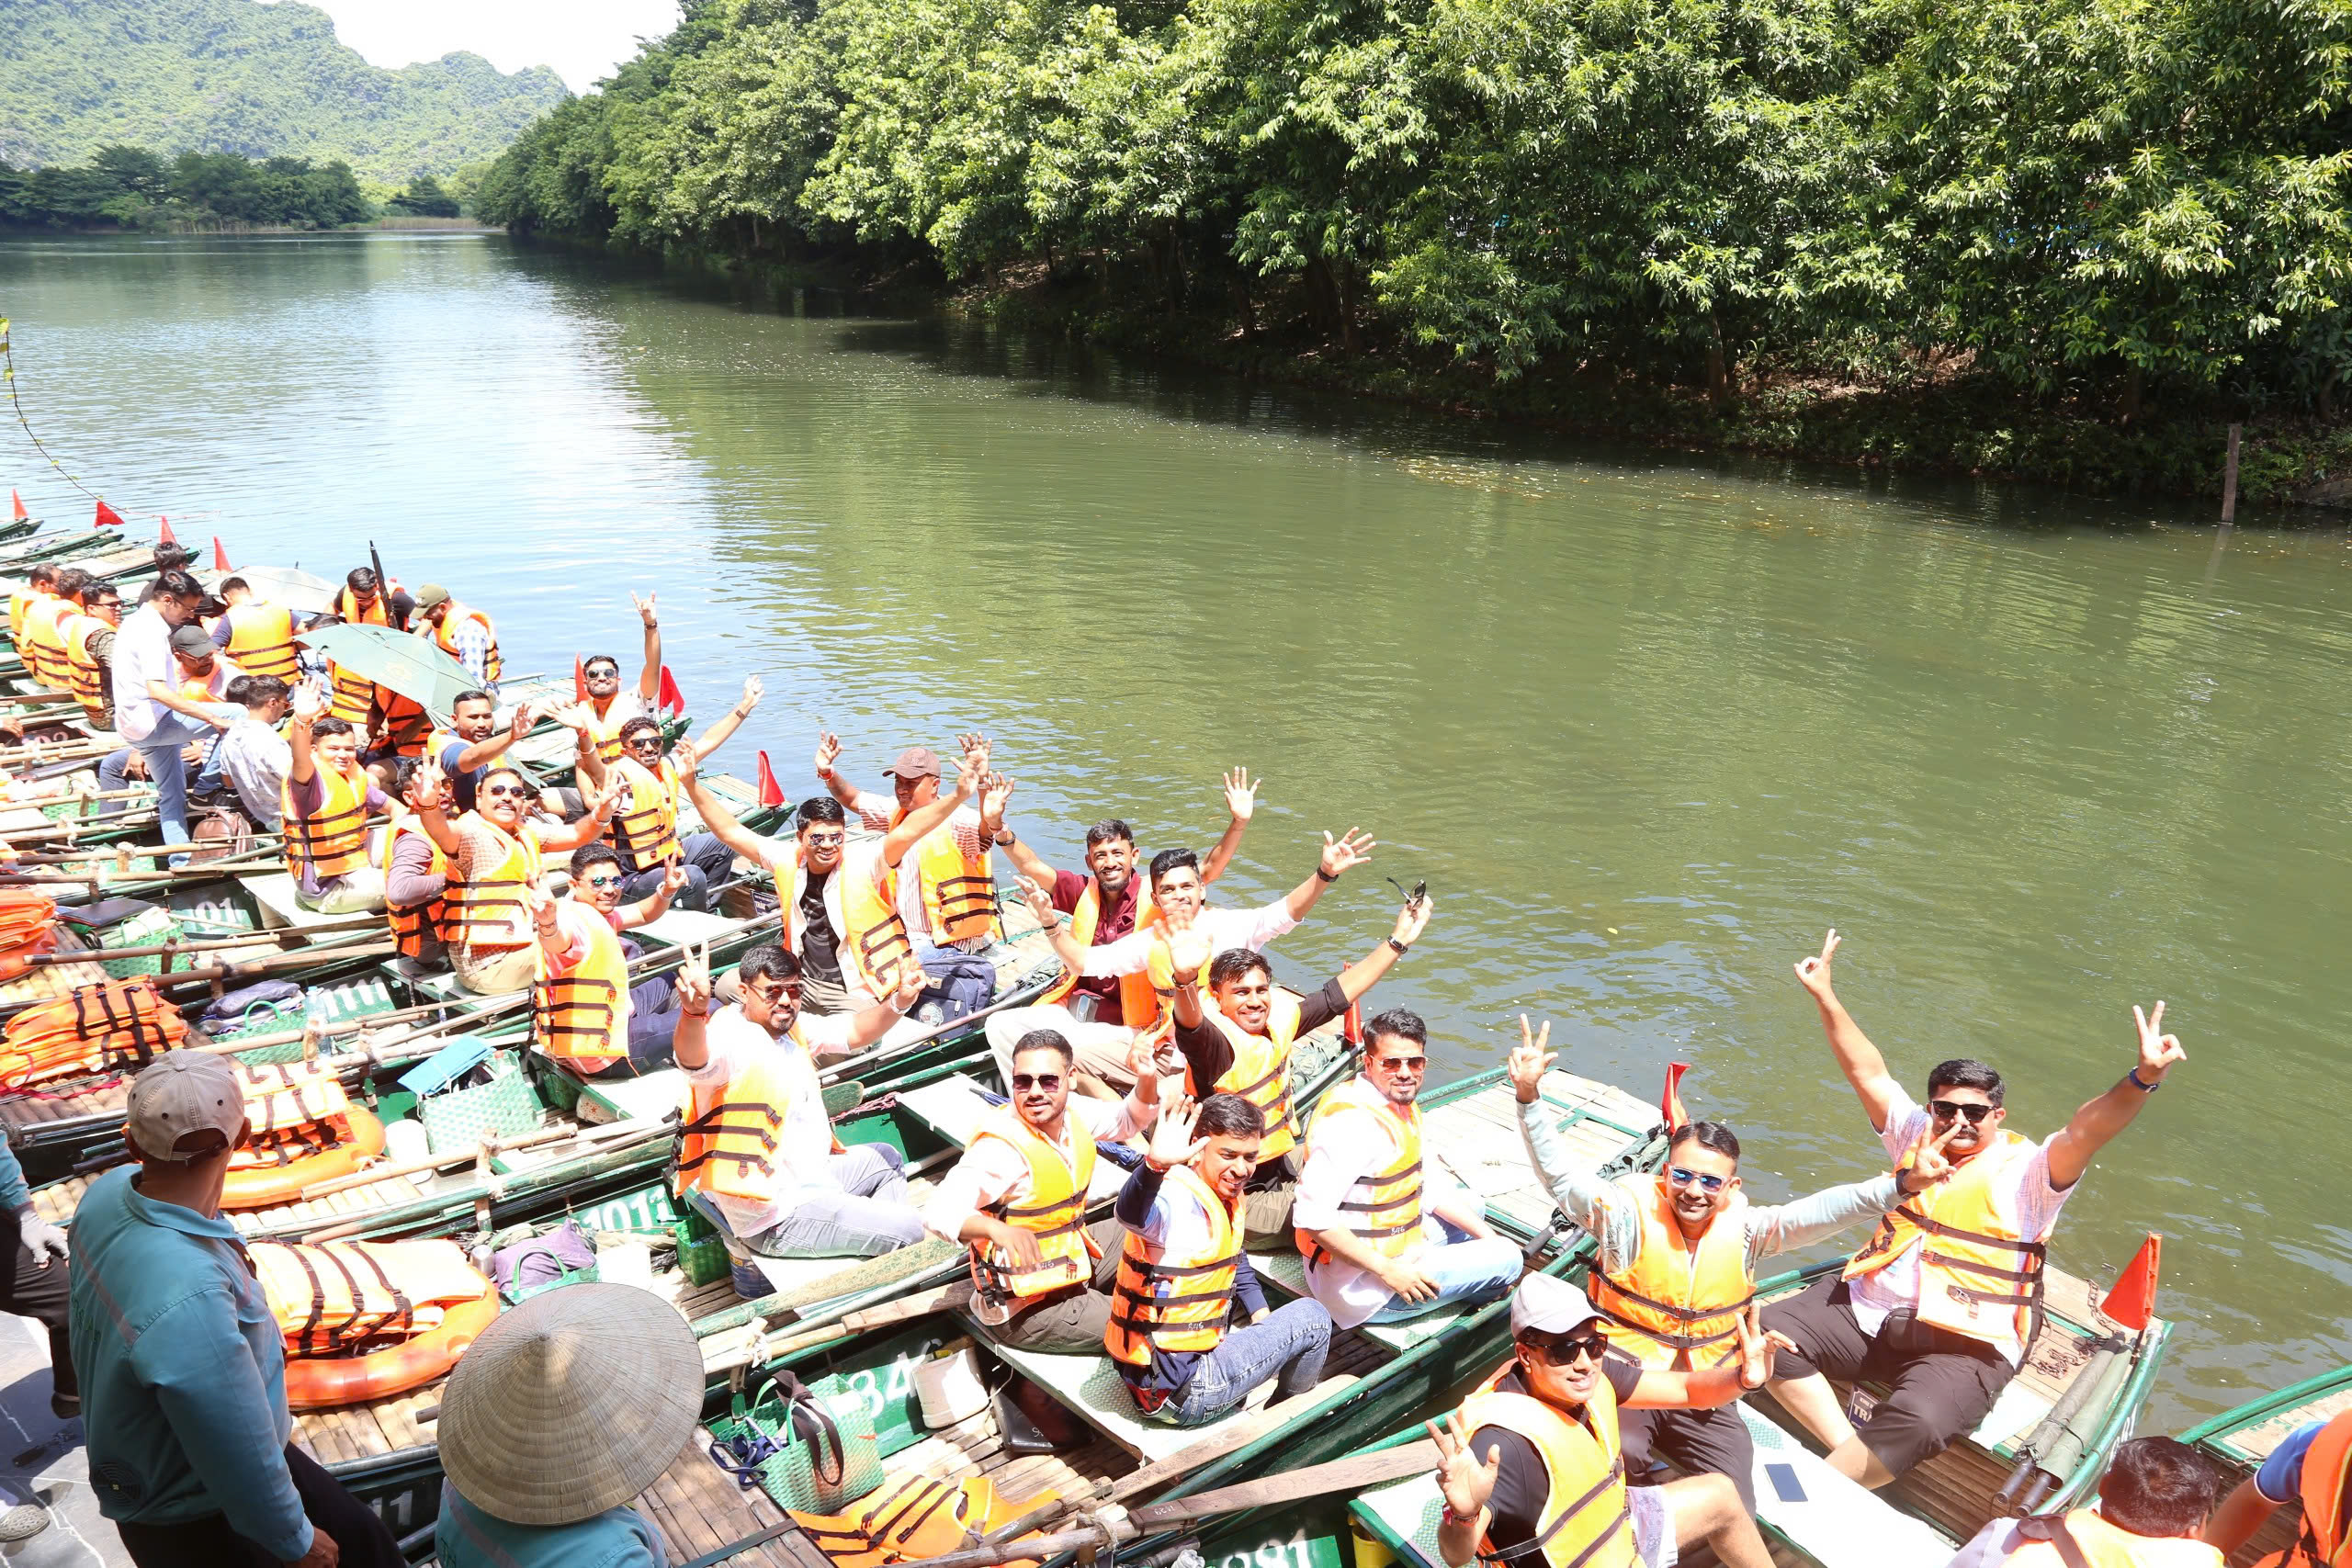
[2257,1410,2352,1568]
[581,695,636,768]
[967,1107,1098,1304]
[915,824,999,945]
[375,694,431,758]
[222,602,300,680]
[229,1061,359,1169]
[0,978,187,1090]
[17,594,68,690]
[774,844,916,999]
[446,818,542,953]
[792,1474,1039,1568]
[1589,1175,1755,1370]
[1037,878,1158,1027]
[1295,1076,1422,1267]
[608,755,681,867]
[0,887,57,953]
[430,600,502,683]
[1998,1510,2224,1568]
[1189,991,1300,1161]
[249,1237,493,1355]
[386,827,452,961]
[1106,1162,1241,1368]
[61,609,108,723]
[532,900,630,1072]
[1456,1360,1639,1568]
[675,1023,841,1206]
[281,761,373,881]
[1843,1127,2046,1351]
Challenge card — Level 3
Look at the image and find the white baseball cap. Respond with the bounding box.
[125,1051,246,1161]
[1510,1273,1607,1338]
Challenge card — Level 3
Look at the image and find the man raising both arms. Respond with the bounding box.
[1764,930,2188,1488]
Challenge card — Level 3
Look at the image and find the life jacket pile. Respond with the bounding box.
[966,1107,1098,1310]
[0,889,61,986]
[1190,992,1301,1161]
[1295,1076,1423,1268]
[1589,1175,1755,1369]
[229,1062,365,1168]
[791,1472,1053,1568]
[1842,1126,2048,1352]
[1455,1359,1640,1568]
[0,977,187,1091]
[248,1237,493,1355]
[1106,1163,1242,1388]
[1036,881,1157,1028]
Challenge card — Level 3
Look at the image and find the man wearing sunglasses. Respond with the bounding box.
[923,1030,1161,1351]
[673,942,929,1265]
[576,702,758,911]
[523,845,691,1077]
[1768,930,2188,1489]
[572,591,663,769]
[412,759,622,995]
[1508,1017,1957,1514]
[1292,1010,1521,1327]
[1431,1274,1781,1568]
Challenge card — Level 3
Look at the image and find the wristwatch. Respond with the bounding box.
[2126,1066,2163,1093]
[996,826,1017,846]
[1387,937,1410,954]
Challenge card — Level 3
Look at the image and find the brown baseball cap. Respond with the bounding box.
[883,746,942,780]
[125,1051,246,1160]
[413,584,451,610]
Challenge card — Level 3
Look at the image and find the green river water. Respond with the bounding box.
[2,231,2346,1428]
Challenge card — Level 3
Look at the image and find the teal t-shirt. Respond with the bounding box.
[436,1489,664,1568]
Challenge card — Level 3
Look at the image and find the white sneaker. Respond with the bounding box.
[0,1504,51,1542]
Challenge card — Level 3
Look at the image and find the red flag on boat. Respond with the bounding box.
[1659,1062,1690,1134]
[212,537,231,571]
[8,491,25,522]
[157,516,176,546]
[658,665,684,716]
[2098,1233,2162,1331]
[755,750,785,808]
[573,655,587,703]
[1343,995,1364,1047]
[93,500,125,528]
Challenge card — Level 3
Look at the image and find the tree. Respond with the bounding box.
[388,175,462,217]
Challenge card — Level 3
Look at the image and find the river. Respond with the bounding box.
[1,230,2344,1427]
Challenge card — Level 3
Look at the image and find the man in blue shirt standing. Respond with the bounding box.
[0,1111,75,1544]
[68,1050,403,1568]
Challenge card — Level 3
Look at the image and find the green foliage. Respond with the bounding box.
[0,147,374,230]
[477,0,2352,422]
[0,0,570,184]
[387,175,463,218]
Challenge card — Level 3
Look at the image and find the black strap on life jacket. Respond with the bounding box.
[1476,1457,1630,1568]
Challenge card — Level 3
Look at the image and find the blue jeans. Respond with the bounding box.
[1368,1221,1523,1324]
[1162,1299,1332,1427]
[618,831,735,912]
[112,712,212,863]
[689,1145,925,1260]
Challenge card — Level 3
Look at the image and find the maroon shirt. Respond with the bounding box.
[1051,867,1145,1024]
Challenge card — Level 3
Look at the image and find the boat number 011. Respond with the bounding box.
[1216,1530,1329,1568]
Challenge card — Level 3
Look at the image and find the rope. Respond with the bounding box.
[0,318,105,510]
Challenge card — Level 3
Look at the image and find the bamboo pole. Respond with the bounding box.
[2222,422,2244,525]
[18,919,379,964]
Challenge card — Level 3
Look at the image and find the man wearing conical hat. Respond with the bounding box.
[435,1281,702,1566]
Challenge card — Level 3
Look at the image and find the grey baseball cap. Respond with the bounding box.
[124,1051,246,1161]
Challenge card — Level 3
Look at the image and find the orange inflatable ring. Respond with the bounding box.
[220,1106,388,1211]
[283,1280,500,1410]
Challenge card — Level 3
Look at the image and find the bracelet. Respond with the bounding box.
[2126,1066,2163,1093]
[1440,1505,1480,1529]
[680,1005,709,1019]
[996,826,1017,846]
[1316,867,1339,884]
[1387,937,1409,955]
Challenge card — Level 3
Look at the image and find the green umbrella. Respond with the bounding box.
[296,623,479,720]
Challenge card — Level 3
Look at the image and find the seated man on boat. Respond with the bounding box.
[72,1050,405,1568]
[524,846,690,1078]
[683,745,981,1017]
[1950,1436,2222,1567]
[434,1282,697,1568]
[6,564,59,666]
[574,592,662,768]
[385,754,457,971]
[412,583,501,693]
[1430,1274,1782,1568]
[281,681,389,914]
[925,1027,1161,1351]
[573,697,759,910]
[60,572,122,731]
[2201,1407,2350,1565]
[815,733,1009,1021]
[16,563,72,692]
[983,770,1257,1088]
[212,576,304,684]
[1765,931,2188,1488]
[1108,1092,1334,1427]
[1293,1008,1520,1324]
[411,757,621,994]
[1507,1016,1958,1514]
[108,571,240,863]
[427,689,541,815]
[1169,887,1434,1239]
[197,674,292,830]
[673,942,931,1261]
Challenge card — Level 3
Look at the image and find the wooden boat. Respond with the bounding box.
[2181,1363,2352,1565]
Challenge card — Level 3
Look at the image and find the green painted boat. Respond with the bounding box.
[2180,1362,2352,1565]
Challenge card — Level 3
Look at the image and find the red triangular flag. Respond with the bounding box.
[573,655,587,703]
[93,500,125,528]
[157,516,176,546]
[1660,1061,1690,1134]
[658,664,684,716]
[755,750,785,808]
[212,536,230,571]
[2098,1233,2162,1330]
[9,491,25,522]
[1342,994,1364,1047]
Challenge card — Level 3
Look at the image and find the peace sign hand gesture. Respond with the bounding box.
[675,942,713,1014]
[1429,1409,1501,1521]
[1509,1015,1556,1104]
[2132,1000,2186,1084]
[1897,1122,1964,1195]
[1145,1096,1205,1172]
[1793,929,1840,999]
[1736,1301,1798,1391]
[1015,874,1058,926]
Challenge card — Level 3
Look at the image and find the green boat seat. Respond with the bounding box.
[897,1075,1129,1201]
[1245,1245,1467,1352]
[237,872,365,931]
[1419,1069,1658,1239]
[389,958,469,1002]
[983,1342,1277,1462]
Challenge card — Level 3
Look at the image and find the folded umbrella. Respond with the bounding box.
[295,623,478,720]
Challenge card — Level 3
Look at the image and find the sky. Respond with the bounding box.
[291,0,684,93]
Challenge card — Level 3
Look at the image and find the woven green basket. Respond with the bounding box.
[707,1382,883,1514]
[87,908,183,978]
[419,1056,543,1156]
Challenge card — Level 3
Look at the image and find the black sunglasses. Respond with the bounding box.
[482,783,527,799]
[1521,1329,1610,1365]
[1011,1073,1063,1093]
[1929,1099,1995,1125]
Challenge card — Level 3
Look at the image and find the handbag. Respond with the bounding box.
[490,1221,600,1302]
[707,1368,883,1513]
[418,1052,545,1156]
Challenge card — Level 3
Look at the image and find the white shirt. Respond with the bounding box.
[1849,1086,2074,1365]
[1292,1081,1469,1328]
[682,1003,856,1240]
[922,1093,1152,1243]
[108,605,176,743]
[751,832,894,988]
[212,716,293,829]
[1080,899,1300,978]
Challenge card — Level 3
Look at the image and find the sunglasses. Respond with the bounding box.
[625,736,664,750]
[745,981,797,1003]
[584,665,619,679]
[584,874,623,889]
[1929,1100,1995,1124]
[1011,1073,1063,1093]
[1668,1166,1729,1193]
[482,783,527,800]
[804,833,846,850]
[1372,1055,1427,1073]
[1521,1330,1610,1365]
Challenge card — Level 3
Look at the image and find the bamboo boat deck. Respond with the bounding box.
[2181,1365,2352,1566]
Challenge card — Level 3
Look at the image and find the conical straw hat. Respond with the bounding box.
[437,1282,703,1526]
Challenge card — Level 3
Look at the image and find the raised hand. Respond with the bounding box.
[1320,827,1375,879]
[955,731,992,773]
[1165,925,1212,986]
[415,755,447,805]
[288,679,328,723]
[952,746,983,799]
[1899,1122,1963,1194]
[1793,929,1840,998]
[1126,1031,1165,1084]
[814,730,842,778]
[544,700,595,734]
[1736,1301,1798,1390]
[978,772,1014,830]
[1222,767,1259,821]
[589,773,624,821]
[738,674,763,712]
[1509,1015,1556,1104]
[507,704,537,743]
[675,941,713,1013]
[631,590,658,627]
[1146,1096,1205,1171]
[524,881,558,931]
[1393,892,1435,947]
[1429,1409,1501,1522]
[673,744,699,786]
[1015,874,1057,926]
[2132,1000,2187,1083]
[662,861,691,898]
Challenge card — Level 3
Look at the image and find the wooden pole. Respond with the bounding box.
[2222,422,2243,525]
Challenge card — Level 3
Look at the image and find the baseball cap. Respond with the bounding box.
[883,746,942,780]
[413,584,451,610]
[125,1051,247,1160]
[1509,1274,1606,1338]
[168,625,216,659]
